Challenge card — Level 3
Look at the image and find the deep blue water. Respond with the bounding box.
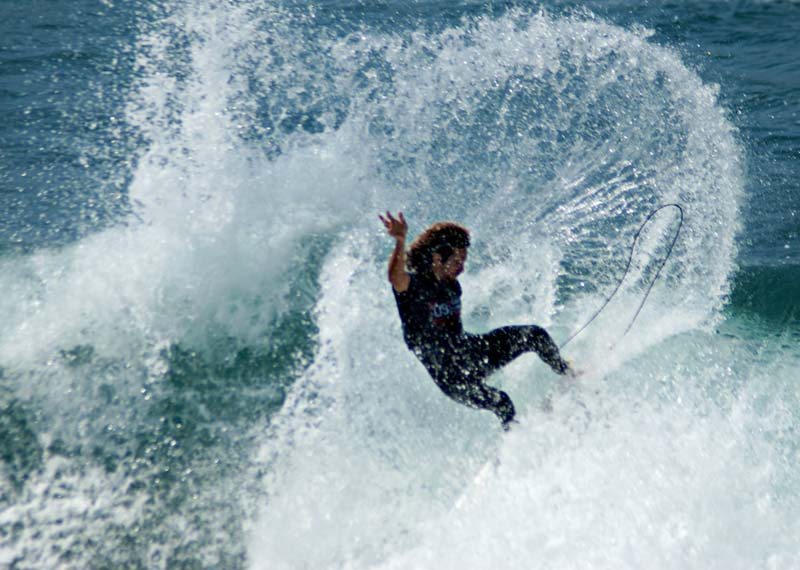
[1,1,798,568]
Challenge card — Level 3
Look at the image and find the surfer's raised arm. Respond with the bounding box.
[379,210,411,293]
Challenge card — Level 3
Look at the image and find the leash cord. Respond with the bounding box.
[559,203,685,350]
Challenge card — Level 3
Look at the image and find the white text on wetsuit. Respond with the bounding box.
[428,297,461,328]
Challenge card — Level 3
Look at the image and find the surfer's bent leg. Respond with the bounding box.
[417,325,566,427]
[424,356,516,425]
[438,377,516,425]
[471,325,569,375]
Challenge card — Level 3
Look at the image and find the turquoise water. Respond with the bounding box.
[1,1,798,568]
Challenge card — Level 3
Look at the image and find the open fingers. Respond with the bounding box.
[379,210,404,230]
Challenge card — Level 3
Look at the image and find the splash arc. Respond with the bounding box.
[560,203,686,350]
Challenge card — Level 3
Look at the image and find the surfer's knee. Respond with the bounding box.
[525,324,548,341]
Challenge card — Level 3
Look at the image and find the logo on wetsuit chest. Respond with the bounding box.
[428,297,461,327]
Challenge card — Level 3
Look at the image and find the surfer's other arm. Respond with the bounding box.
[379,210,411,293]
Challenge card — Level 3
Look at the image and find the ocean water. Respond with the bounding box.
[1,0,798,568]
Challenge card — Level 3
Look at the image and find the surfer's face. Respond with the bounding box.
[432,247,467,281]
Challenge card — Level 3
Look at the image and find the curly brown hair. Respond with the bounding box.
[407,221,470,275]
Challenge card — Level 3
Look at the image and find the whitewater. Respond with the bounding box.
[1,1,797,568]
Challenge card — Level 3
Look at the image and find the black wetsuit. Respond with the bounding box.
[393,273,569,426]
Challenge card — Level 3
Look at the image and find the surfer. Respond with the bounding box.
[379,211,574,429]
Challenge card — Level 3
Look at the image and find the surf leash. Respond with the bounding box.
[559,203,685,350]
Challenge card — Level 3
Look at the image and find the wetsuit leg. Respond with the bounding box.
[418,325,566,426]
[435,373,516,425]
[467,325,569,375]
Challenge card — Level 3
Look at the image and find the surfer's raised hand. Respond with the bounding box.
[380,211,411,293]
[379,211,408,241]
